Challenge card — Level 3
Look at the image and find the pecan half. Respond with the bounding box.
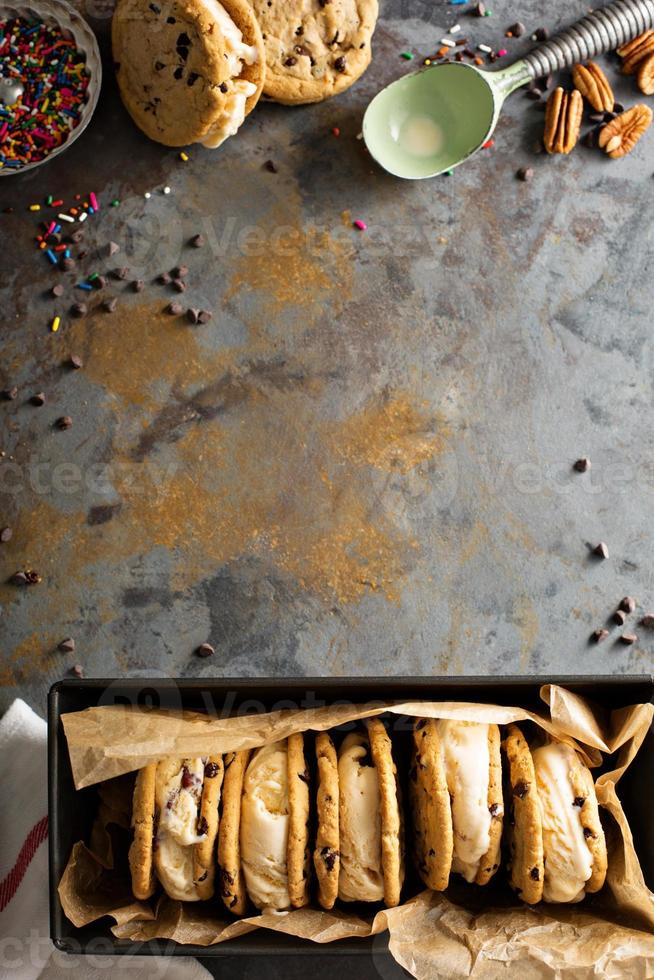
[572,62,614,111]
[598,104,653,157]
[543,87,583,154]
[637,52,654,95]
[618,30,654,75]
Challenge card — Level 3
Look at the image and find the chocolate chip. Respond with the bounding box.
[167,15,175,22]
[219,81,228,93]
[132,279,145,292]
[489,802,501,816]
[155,61,165,71]
[0,526,12,543]
[197,816,208,835]
[295,44,309,55]
[60,257,76,271]
[197,870,208,881]
[591,628,609,644]
[158,272,172,285]
[264,159,278,173]
[592,542,609,559]
[284,56,297,66]
[334,56,346,72]
[181,765,193,788]
[620,633,638,645]
[10,571,28,585]
[295,25,304,34]
[70,302,87,317]
[198,310,212,324]
[51,284,65,297]
[196,642,214,657]
[177,46,189,61]
[513,781,529,799]
[619,596,636,614]
[106,241,120,257]
[640,614,654,629]
[530,866,540,880]
[149,2,160,12]
[102,297,118,313]
[94,275,107,289]
[532,27,549,41]
[11,569,41,585]
[583,827,593,838]
[172,279,186,293]
[205,761,220,778]
[172,265,189,278]
[187,72,199,86]
[612,609,627,626]
[31,392,46,406]
[298,770,309,784]
[321,846,338,871]
[71,664,84,678]
[58,637,75,653]
[190,234,205,248]
[573,796,585,808]
[509,21,526,36]
[1,386,18,400]
[112,267,130,280]
[167,301,184,315]
[516,166,533,181]
[187,307,200,324]
[472,2,485,15]
[173,66,184,80]
[415,718,427,729]
[56,415,73,430]
[573,457,591,472]
[614,102,625,114]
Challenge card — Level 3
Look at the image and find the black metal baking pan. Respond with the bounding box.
[48,675,654,957]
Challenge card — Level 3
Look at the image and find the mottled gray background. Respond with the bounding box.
[1,0,653,970]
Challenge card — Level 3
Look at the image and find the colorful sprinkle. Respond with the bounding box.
[353,219,367,231]
[111,199,120,207]
[89,191,99,210]
[400,51,414,60]
[332,126,340,136]
[497,48,508,56]
[483,139,495,148]
[50,315,60,333]
[29,204,41,211]
[179,151,189,161]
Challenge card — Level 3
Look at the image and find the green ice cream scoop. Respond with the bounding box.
[363,0,654,180]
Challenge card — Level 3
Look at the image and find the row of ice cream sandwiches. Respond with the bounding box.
[128,717,607,912]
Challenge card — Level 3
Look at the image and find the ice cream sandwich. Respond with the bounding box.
[238,734,310,911]
[503,725,608,903]
[409,719,504,889]
[128,754,223,902]
[336,719,405,907]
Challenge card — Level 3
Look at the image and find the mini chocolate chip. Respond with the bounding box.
[198,870,208,881]
[106,241,120,257]
[172,279,186,292]
[11,571,28,585]
[23,570,41,584]
[56,415,73,430]
[155,60,165,71]
[573,457,591,472]
[592,542,609,559]
[94,275,107,289]
[167,15,175,22]
[205,761,220,778]
[1,386,18,400]
[284,56,297,66]
[509,21,526,36]
[295,25,304,34]
[71,302,87,317]
[102,297,118,312]
[219,81,228,93]
[174,66,184,80]
[132,279,145,292]
[177,46,189,61]
[58,637,75,653]
[181,765,193,788]
[31,392,46,406]
[60,257,76,271]
[196,642,214,657]
[513,780,529,799]
[516,166,533,181]
[473,2,485,15]
[619,596,636,614]
[614,102,624,114]
[295,44,309,55]
[187,72,199,86]
[198,310,212,324]
[489,802,501,816]
[172,265,189,278]
[190,234,205,248]
[620,633,638,645]
[612,609,627,626]
[532,27,549,41]
[187,307,200,324]
[530,866,540,880]
[583,827,593,838]
[112,267,130,280]
[415,719,427,729]
[298,770,309,784]
[640,614,654,629]
[197,816,208,835]
[177,31,191,45]
[71,664,85,677]
[573,796,585,808]
[167,301,184,315]
[334,56,346,72]
[51,284,65,297]
[158,272,172,285]
[591,628,609,644]
[0,526,12,543]
[264,159,278,173]
[321,846,338,871]
[149,2,160,11]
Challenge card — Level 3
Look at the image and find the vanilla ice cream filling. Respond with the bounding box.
[155,757,206,901]
[436,720,492,883]
[240,741,291,911]
[532,742,594,903]
[197,0,258,148]
[337,732,384,902]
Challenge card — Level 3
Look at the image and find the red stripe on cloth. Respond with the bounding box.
[0,815,49,912]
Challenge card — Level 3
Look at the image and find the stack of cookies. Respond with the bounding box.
[112,0,379,148]
[128,716,607,912]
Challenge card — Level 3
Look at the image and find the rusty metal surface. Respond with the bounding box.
[2,0,654,716]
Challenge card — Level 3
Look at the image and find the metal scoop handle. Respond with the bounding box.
[523,0,654,77]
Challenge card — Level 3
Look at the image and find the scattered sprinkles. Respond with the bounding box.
[400,51,414,60]
[353,219,367,231]
[0,16,91,170]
